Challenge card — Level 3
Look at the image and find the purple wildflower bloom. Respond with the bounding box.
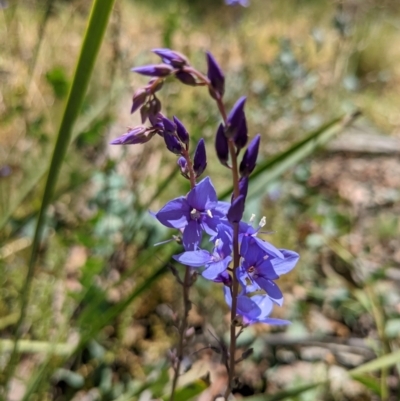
[154,177,230,250]
[224,287,289,325]
[173,228,232,280]
[238,235,299,306]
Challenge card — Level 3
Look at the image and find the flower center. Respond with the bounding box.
[190,208,201,220]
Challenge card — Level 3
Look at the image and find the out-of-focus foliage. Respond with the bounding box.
[1,0,400,400]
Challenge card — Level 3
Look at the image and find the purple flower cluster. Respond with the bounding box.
[156,176,298,325]
[110,48,299,326]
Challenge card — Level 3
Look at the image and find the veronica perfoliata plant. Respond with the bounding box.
[111,48,299,400]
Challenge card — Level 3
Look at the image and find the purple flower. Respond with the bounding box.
[238,235,299,306]
[224,287,289,325]
[154,177,229,250]
[173,227,232,280]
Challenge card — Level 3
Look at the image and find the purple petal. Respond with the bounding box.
[256,259,280,280]
[155,197,189,228]
[253,237,284,259]
[271,250,299,275]
[173,250,211,267]
[243,294,273,320]
[202,256,231,280]
[187,177,218,211]
[183,220,203,251]
[254,278,283,306]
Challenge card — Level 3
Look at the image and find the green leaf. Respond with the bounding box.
[244,381,325,401]
[351,374,381,395]
[349,349,400,376]
[162,379,209,401]
[218,112,360,200]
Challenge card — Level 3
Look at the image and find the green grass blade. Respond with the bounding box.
[2,0,117,394]
[244,381,325,401]
[351,374,381,395]
[162,379,209,401]
[218,112,360,200]
[349,349,400,376]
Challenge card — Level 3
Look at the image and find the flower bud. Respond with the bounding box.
[177,156,189,179]
[175,70,197,86]
[131,88,147,114]
[239,134,260,177]
[206,51,225,99]
[239,177,248,200]
[193,138,207,177]
[215,123,229,166]
[110,126,155,145]
[145,77,164,93]
[161,116,176,134]
[234,115,248,153]
[131,64,174,77]
[164,132,182,155]
[226,96,246,138]
[227,194,245,223]
[173,116,189,145]
[152,48,189,68]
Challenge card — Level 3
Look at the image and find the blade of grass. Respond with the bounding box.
[162,379,209,401]
[243,381,326,401]
[1,0,117,396]
[349,349,400,376]
[218,112,360,200]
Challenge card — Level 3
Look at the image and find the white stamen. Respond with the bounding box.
[206,209,213,218]
[214,238,221,248]
[259,216,266,227]
[249,213,256,223]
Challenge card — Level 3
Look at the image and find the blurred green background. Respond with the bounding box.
[1,0,400,400]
